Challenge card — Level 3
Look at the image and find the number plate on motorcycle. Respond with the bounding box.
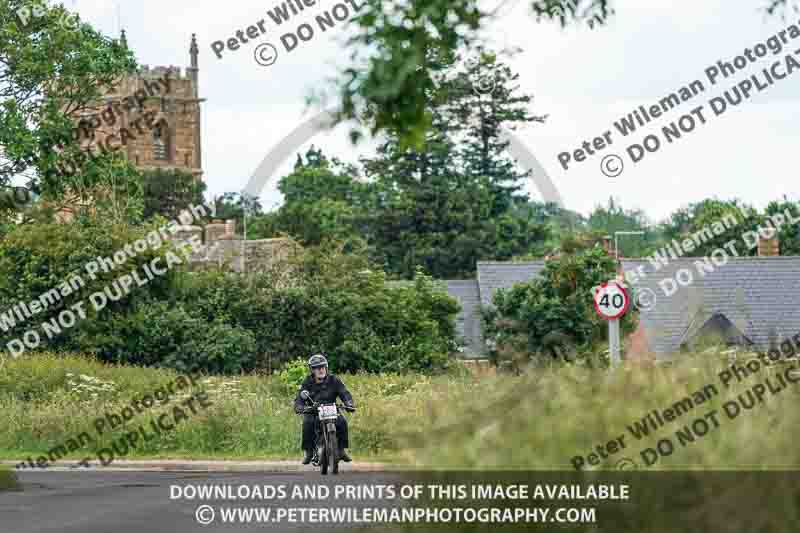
[318,404,338,420]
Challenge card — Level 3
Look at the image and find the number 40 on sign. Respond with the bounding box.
[593,281,629,320]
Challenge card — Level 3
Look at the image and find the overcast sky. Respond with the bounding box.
[70,0,799,222]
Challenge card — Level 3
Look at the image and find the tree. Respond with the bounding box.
[280,146,363,204]
[326,0,796,146]
[248,147,369,246]
[78,155,144,225]
[483,247,635,368]
[661,198,762,257]
[213,192,263,234]
[0,0,135,199]
[449,48,547,216]
[586,197,653,257]
[361,49,550,278]
[331,0,482,148]
[142,168,206,220]
[765,196,800,255]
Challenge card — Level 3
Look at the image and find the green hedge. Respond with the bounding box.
[0,219,459,374]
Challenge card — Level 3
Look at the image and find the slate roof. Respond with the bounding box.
[426,261,548,355]
[386,263,550,356]
[445,280,484,358]
[621,257,800,358]
[679,312,754,351]
[475,261,548,308]
[438,256,800,359]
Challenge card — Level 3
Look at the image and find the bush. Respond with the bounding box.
[0,216,178,353]
[277,358,308,390]
[483,247,636,367]
[0,217,459,375]
[183,247,461,374]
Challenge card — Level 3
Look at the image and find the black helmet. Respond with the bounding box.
[308,354,328,369]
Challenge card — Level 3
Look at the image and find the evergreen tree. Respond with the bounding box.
[361,47,549,278]
[448,48,547,216]
[252,147,368,247]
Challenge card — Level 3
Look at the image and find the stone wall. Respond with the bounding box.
[173,220,297,273]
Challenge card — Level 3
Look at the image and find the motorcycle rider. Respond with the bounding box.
[294,354,355,465]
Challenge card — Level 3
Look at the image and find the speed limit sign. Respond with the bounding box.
[593,281,630,320]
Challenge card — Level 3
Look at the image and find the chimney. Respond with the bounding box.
[758,232,780,257]
[205,219,226,244]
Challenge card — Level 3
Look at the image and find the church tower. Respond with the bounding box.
[89,32,205,180]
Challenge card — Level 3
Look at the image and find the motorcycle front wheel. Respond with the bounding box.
[327,429,339,475]
[320,438,328,475]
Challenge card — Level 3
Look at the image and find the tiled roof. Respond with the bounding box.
[476,261,548,308]
[385,279,485,356]
[445,280,484,358]
[622,257,800,358]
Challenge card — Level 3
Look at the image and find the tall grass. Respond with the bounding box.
[2,350,800,469]
[0,353,450,463]
[396,352,800,469]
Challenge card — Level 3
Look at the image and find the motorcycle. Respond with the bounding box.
[300,390,355,475]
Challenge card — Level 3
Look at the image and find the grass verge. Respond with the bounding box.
[3,350,800,469]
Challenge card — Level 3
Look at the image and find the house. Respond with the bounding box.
[447,261,547,357]
[622,253,800,360]
[446,234,800,360]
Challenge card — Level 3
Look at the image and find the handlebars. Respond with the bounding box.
[298,390,355,413]
[299,401,356,414]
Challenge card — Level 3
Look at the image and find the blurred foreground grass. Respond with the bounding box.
[2,351,800,469]
[0,464,20,491]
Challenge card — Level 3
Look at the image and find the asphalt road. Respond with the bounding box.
[1,470,407,532]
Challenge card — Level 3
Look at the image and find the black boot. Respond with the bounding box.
[339,449,352,462]
[302,449,313,465]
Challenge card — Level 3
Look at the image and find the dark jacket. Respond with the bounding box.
[294,373,354,414]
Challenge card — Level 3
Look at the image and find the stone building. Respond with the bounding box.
[54,32,205,222]
[175,219,299,274]
[74,31,204,179]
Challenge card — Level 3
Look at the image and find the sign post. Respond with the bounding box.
[593,281,630,367]
[608,319,621,365]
